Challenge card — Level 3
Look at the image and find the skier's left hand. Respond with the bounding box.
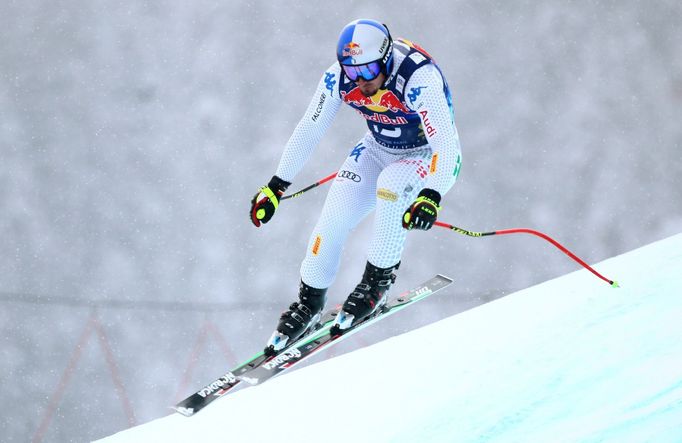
[402,188,441,231]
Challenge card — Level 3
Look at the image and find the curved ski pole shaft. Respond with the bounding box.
[281,172,338,201]
[433,221,618,288]
[279,172,618,288]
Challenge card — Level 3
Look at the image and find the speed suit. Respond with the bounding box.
[275,38,462,289]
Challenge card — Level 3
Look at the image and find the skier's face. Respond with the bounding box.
[357,73,386,97]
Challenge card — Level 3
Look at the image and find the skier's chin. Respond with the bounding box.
[360,86,379,97]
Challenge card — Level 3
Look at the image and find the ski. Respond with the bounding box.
[239,274,453,386]
[173,353,265,417]
[173,306,341,416]
[174,274,452,416]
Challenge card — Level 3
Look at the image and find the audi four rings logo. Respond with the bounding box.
[338,170,361,182]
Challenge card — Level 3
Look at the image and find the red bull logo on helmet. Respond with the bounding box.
[341,87,411,115]
[342,42,363,57]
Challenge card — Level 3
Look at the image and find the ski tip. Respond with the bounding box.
[435,273,454,283]
[173,406,195,417]
[610,280,620,288]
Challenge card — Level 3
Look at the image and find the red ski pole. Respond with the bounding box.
[281,172,337,201]
[433,221,618,287]
[282,173,619,288]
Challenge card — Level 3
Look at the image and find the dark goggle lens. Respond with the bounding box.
[342,61,382,81]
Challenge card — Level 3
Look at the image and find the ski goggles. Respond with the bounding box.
[341,61,382,82]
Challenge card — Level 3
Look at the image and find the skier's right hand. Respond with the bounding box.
[249,175,290,227]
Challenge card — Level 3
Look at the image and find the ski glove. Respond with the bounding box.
[250,175,291,227]
[402,188,441,231]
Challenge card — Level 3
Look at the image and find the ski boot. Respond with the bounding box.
[331,261,399,334]
[264,281,327,356]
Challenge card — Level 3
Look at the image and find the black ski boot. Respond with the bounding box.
[332,261,400,334]
[264,281,327,356]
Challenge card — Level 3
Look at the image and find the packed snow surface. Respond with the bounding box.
[99,234,682,442]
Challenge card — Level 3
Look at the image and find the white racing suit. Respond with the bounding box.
[275,39,462,289]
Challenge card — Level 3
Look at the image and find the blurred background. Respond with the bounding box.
[1,1,680,441]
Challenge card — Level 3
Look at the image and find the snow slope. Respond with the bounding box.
[98,233,682,443]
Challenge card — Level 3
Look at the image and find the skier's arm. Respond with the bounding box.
[250,64,342,227]
[405,64,462,196]
[402,64,462,231]
[274,64,343,183]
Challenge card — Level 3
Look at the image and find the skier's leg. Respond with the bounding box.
[299,138,381,289]
[266,136,381,353]
[367,151,431,267]
[335,149,431,330]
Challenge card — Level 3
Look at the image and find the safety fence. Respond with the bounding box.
[3,291,370,443]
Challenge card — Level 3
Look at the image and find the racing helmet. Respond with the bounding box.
[336,19,394,81]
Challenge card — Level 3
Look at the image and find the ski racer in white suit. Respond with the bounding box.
[249,19,462,355]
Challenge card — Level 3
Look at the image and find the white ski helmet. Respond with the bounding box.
[336,19,394,80]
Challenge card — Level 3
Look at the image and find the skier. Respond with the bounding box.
[249,19,462,355]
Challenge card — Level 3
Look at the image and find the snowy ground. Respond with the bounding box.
[98,233,682,443]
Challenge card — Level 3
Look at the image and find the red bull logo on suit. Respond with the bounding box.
[341,87,411,115]
[356,111,407,125]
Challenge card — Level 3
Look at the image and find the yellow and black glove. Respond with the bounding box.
[402,188,441,231]
[249,176,291,227]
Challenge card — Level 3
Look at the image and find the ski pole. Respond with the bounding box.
[281,172,338,201]
[282,172,619,288]
[433,221,618,288]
